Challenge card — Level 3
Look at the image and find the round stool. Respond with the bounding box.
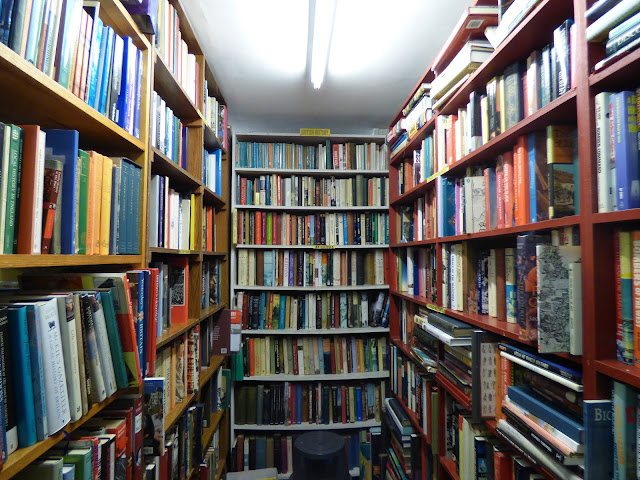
[290,431,349,480]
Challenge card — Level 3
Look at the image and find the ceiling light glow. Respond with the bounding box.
[310,0,337,89]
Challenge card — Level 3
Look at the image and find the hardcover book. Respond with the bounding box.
[143,377,165,457]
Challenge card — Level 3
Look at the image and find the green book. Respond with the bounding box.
[98,289,129,389]
[4,125,23,254]
[23,457,64,479]
[266,212,272,245]
[47,448,92,480]
[77,149,90,254]
[325,139,331,169]
[24,0,45,65]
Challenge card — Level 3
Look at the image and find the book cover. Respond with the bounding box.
[169,257,189,324]
[16,125,45,254]
[612,380,637,479]
[613,91,640,210]
[516,234,549,338]
[584,399,613,480]
[528,131,549,223]
[143,377,165,457]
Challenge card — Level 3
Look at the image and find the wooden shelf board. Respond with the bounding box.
[165,392,197,432]
[440,457,460,480]
[443,309,533,345]
[438,0,573,115]
[390,337,413,358]
[440,215,580,242]
[157,317,200,349]
[391,180,436,207]
[0,392,121,479]
[389,116,437,165]
[241,327,390,336]
[234,420,381,431]
[149,247,200,256]
[235,168,389,177]
[154,50,201,122]
[199,358,222,390]
[243,371,389,382]
[151,148,202,191]
[589,45,640,89]
[443,90,577,176]
[391,391,430,445]
[201,250,227,257]
[390,239,438,248]
[235,244,389,250]
[435,372,471,411]
[0,44,145,154]
[595,359,640,389]
[390,290,429,307]
[200,303,226,321]
[203,186,226,208]
[99,0,150,50]
[0,254,142,268]
[215,456,227,480]
[592,209,640,224]
[235,205,388,212]
[204,124,225,152]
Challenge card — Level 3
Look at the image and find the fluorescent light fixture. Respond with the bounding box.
[310,0,337,89]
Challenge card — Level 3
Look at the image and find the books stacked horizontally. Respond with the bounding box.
[594,91,640,213]
[496,343,584,480]
[586,0,640,70]
[242,336,388,378]
[234,381,384,426]
[19,395,143,480]
[430,40,494,108]
[0,126,142,255]
[383,398,420,480]
[387,83,432,158]
[491,0,542,47]
[236,291,389,331]
[236,141,388,171]
[1,2,144,138]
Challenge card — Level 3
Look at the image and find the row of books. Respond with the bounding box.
[203,90,228,150]
[150,259,189,338]
[231,431,367,475]
[398,189,437,243]
[236,249,388,288]
[2,1,143,138]
[586,0,640,70]
[203,148,223,196]
[236,173,389,208]
[234,211,390,247]
[202,258,221,309]
[151,90,188,168]
[394,246,439,305]
[384,397,422,480]
[155,0,200,106]
[148,174,193,250]
[233,381,385,426]
[202,205,216,252]
[614,229,640,365]
[236,141,389,171]
[0,126,141,255]
[235,291,390,331]
[242,335,389,377]
[437,126,578,238]
[236,291,390,331]
[387,83,433,151]
[595,90,640,213]
[18,394,143,479]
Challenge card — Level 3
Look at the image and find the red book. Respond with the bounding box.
[241,293,249,329]
[341,385,347,424]
[17,125,45,254]
[615,229,624,364]
[292,338,299,375]
[206,206,213,251]
[484,168,491,231]
[168,257,189,323]
[514,135,530,225]
[498,354,511,421]
[332,145,339,169]
[493,450,514,480]
[496,158,505,229]
[240,177,247,204]
[41,159,63,254]
[503,150,515,227]
[235,434,244,472]
[102,406,136,480]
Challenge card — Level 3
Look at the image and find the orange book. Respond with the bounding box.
[268,143,273,168]
[447,115,457,164]
[514,135,529,225]
[497,354,511,421]
[206,205,213,251]
[91,152,102,254]
[168,257,189,323]
[16,125,45,254]
[100,155,112,255]
[633,230,640,364]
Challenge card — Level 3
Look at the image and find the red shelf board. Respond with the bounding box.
[391,391,430,444]
[436,372,471,411]
[443,309,534,346]
[390,178,437,207]
[595,359,640,389]
[589,46,640,90]
[592,209,640,225]
[440,457,460,480]
[390,336,413,357]
[390,116,437,165]
[390,239,438,248]
[440,216,580,242]
[390,290,429,307]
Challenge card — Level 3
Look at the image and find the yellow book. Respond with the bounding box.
[349,386,356,421]
[356,338,365,373]
[92,153,103,254]
[100,156,113,255]
[85,152,98,255]
[190,193,196,250]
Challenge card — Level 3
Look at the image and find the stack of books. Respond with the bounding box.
[587,0,640,69]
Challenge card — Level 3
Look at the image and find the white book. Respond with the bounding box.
[283,250,290,287]
[586,0,640,42]
[488,249,498,317]
[237,249,248,286]
[149,175,160,247]
[595,92,615,213]
[360,293,369,327]
[91,293,117,397]
[406,247,415,291]
[431,41,493,99]
[247,250,256,286]
[35,299,71,433]
[333,252,341,286]
[505,247,517,323]
[375,250,385,285]
[569,262,583,356]
[180,196,190,250]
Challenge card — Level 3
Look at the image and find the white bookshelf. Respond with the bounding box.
[241,327,390,335]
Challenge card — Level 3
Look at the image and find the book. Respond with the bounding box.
[583,399,613,480]
[586,0,640,42]
[143,377,165,457]
[612,380,637,478]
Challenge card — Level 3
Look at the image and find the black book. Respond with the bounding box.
[321,386,331,424]
[316,294,322,329]
[250,294,260,329]
[554,20,572,97]
[427,311,474,337]
[356,252,365,285]
[274,433,282,472]
[249,436,257,470]
[503,61,524,130]
[263,387,272,425]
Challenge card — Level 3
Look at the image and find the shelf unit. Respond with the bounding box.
[385,0,627,477]
[229,132,390,474]
[146,0,231,478]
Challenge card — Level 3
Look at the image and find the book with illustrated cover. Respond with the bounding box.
[143,377,165,457]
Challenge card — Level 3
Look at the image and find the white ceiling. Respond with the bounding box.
[183,0,473,135]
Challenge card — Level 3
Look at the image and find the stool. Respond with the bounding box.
[290,431,349,480]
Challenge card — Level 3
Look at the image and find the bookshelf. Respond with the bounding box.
[385,0,637,477]
[229,132,390,473]
[0,0,230,477]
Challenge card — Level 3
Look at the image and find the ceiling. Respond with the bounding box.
[183,0,474,135]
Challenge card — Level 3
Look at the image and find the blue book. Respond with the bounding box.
[343,214,348,245]
[263,251,274,287]
[296,385,302,424]
[508,385,584,443]
[22,303,47,442]
[6,305,36,447]
[139,270,150,374]
[0,0,14,46]
[130,160,142,254]
[255,436,266,469]
[143,377,165,456]
[133,48,143,139]
[497,343,582,383]
[584,399,613,480]
[115,36,133,130]
[356,387,363,422]
[127,271,145,377]
[45,130,79,254]
[85,16,104,107]
[317,338,324,373]
[98,26,115,115]
[93,24,110,111]
[109,162,121,255]
[117,159,129,254]
[279,296,286,329]
[259,293,265,329]
[62,465,75,480]
[613,91,640,210]
[216,150,222,195]
[612,381,636,480]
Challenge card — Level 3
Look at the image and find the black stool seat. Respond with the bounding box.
[291,431,349,480]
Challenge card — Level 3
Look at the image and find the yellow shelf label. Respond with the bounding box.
[426,303,445,314]
[178,250,191,255]
[426,165,450,184]
[300,128,331,136]
[313,245,335,249]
